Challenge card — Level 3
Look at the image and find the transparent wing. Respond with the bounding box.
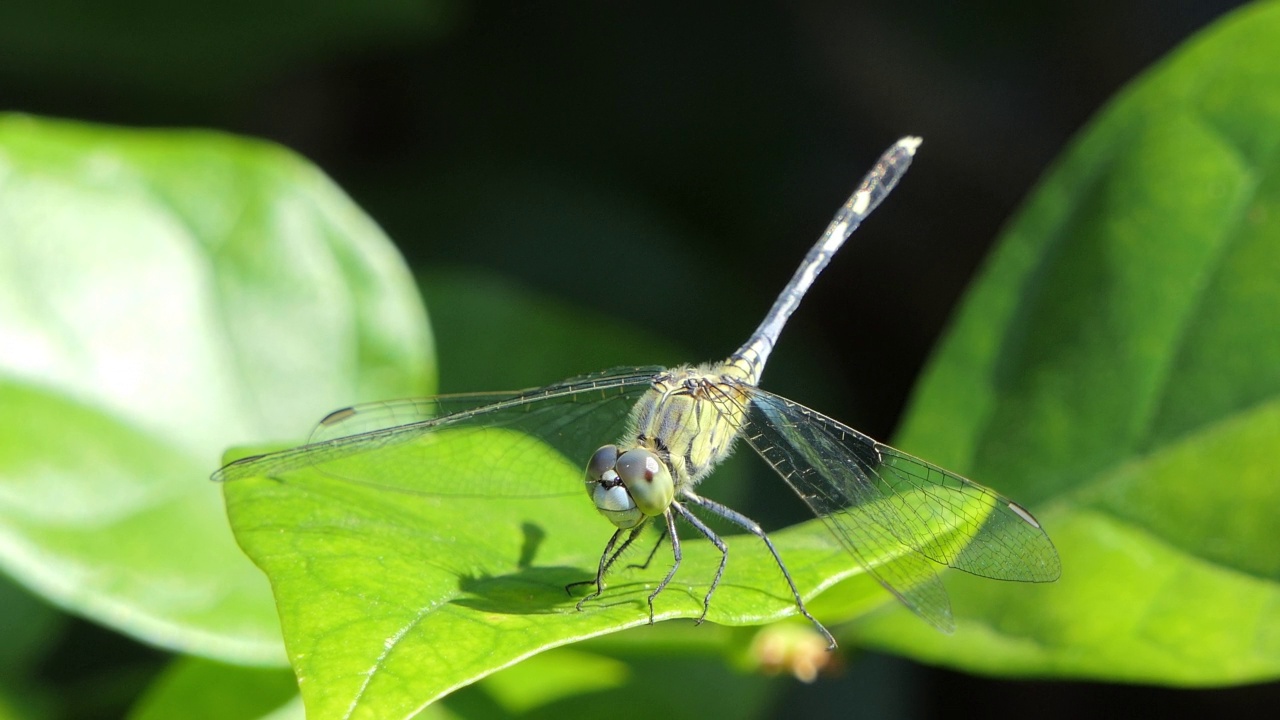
[307,392,529,444]
[737,386,1061,631]
[212,366,662,499]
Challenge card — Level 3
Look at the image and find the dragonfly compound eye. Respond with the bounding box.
[586,445,619,485]
[616,449,674,517]
[586,445,643,529]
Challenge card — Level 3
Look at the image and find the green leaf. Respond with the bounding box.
[0,114,433,662]
[469,647,630,715]
[418,268,682,393]
[223,421,941,718]
[0,688,34,720]
[851,2,1280,684]
[446,642,782,720]
[0,575,63,680]
[127,657,300,720]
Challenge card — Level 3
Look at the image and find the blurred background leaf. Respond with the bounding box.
[852,0,1280,686]
[125,657,299,720]
[0,116,433,666]
[417,267,682,392]
[0,577,62,720]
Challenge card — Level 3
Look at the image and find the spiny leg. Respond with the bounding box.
[627,527,667,571]
[669,502,728,625]
[682,491,837,649]
[569,527,622,605]
[646,509,683,624]
[570,526,642,610]
[567,524,647,601]
[591,523,652,580]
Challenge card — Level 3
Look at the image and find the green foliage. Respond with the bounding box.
[852,1,1280,685]
[225,434,938,717]
[126,658,299,720]
[0,2,1278,718]
[417,268,683,393]
[0,115,433,665]
[448,642,783,720]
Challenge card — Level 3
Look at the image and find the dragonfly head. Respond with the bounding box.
[585,445,674,529]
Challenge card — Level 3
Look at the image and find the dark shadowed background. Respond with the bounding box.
[3,0,1274,717]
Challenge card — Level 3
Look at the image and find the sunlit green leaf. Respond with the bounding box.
[853,2,1280,685]
[0,114,433,662]
[224,419,941,718]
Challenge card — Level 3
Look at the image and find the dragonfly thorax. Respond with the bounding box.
[627,363,750,487]
[583,363,750,530]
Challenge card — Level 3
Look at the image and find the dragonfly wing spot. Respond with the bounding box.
[1007,501,1042,529]
[320,407,357,426]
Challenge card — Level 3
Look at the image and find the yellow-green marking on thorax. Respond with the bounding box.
[625,359,755,489]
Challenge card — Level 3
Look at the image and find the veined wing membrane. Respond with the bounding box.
[307,392,524,444]
[213,367,661,499]
[874,444,1061,581]
[735,387,955,631]
[745,388,1061,583]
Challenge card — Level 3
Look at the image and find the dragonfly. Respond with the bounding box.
[214,137,1061,648]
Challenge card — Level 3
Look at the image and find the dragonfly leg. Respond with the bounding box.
[570,527,632,609]
[627,528,667,571]
[669,502,728,625]
[596,523,650,579]
[682,491,837,650]
[568,523,650,603]
[645,509,684,625]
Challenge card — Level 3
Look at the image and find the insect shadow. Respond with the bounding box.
[450,522,664,616]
